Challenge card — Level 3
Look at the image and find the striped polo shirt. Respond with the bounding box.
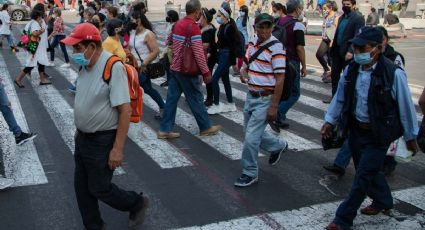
[246,35,286,91]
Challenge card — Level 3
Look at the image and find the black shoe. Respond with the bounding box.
[204,99,212,107]
[160,81,168,87]
[269,141,288,165]
[234,174,258,187]
[129,194,150,229]
[322,99,331,104]
[268,121,280,133]
[15,132,37,146]
[154,109,163,120]
[323,164,345,176]
[277,122,290,129]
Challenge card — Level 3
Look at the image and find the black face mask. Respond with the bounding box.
[128,22,137,30]
[342,6,352,14]
[166,16,171,23]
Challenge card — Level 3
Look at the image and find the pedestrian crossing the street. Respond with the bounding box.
[0,23,424,229]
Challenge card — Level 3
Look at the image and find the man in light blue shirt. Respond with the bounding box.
[323,27,418,230]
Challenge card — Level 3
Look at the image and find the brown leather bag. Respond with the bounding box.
[180,23,200,76]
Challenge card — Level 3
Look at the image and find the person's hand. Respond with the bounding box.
[345,52,353,61]
[406,139,418,156]
[266,106,277,122]
[321,122,333,139]
[139,65,146,73]
[240,67,249,83]
[108,147,123,170]
[203,72,211,84]
[301,66,307,77]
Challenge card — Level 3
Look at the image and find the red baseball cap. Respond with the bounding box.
[61,23,101,46]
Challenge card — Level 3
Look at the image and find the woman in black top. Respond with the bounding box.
[200,8,218,107]
[207,7,241,115]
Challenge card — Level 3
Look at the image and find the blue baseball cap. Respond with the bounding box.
[350,26,384,46]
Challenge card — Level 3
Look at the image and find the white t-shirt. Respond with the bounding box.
[0,11,11,35]
[129,29,159,66]
[24,20,50,67]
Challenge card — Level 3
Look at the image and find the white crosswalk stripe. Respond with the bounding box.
[0,53,47,187]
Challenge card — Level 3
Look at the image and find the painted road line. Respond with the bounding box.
[175,185,425,230]
[150,78,321,152]
[142,89,246,160]
[53,56,192,169]
[0,53,47,187]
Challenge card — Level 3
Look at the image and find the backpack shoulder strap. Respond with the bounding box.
[103,55,123,84]
[248,40,279,64]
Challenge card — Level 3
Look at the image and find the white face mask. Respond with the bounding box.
[272,13,279,19]
[239,11,246,17]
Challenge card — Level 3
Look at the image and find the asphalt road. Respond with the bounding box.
[0,21,424,230]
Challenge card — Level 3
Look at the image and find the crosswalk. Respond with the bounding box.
[0,22,424,229]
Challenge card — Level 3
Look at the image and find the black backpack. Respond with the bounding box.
[272,19,297,101]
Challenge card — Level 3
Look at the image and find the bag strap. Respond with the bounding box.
[184,23,193,45]
[133,31,144,65]
[103,55,123,84]
[248,40,279,64]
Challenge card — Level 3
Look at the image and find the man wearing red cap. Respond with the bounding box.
[61,23,149,230]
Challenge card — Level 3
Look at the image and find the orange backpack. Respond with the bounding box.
[103,55,143,123]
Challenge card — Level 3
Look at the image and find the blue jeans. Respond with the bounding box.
[139,72,165,109]
[333,127,393,229]
[74,130,143,230]
[241,93,286,177]
[277,60,301,123]
[0,83,22,136]
[1,34,15,47]
[160,71,212,132]
[50,34,70,63]
[212,49,233,105]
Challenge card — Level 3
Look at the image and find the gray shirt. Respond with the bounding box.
[74,50,130,133]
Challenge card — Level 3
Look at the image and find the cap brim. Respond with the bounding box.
[349,37,368,46]
[255,19,273,26]
[60,36,82,46]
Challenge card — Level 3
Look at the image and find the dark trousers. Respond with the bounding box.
[74,130,142,230]
[205,62,216,103]
[378,9,385,18]
[50,34,70,63]
[330,48,346,96]
[316,40,331,72]
[139,72,165,109]
[334,126,393,229]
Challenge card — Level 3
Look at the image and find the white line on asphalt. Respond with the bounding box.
[175,185,425,230]
[0,53,48,187]
[54,56,193,169]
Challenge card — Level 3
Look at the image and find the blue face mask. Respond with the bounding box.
[354,49,375,65]
[216,17,224,25]
[71,46,95,67]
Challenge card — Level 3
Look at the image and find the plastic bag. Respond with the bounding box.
[387,138,413,163]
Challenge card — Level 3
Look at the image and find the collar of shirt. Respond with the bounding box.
[254,35,275,47]
[358,62,378,73]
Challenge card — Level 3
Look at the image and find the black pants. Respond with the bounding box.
[74,129,143,230]
[330,48,346,96]
[378,9,384,18]
[23,63,45,74]
[316,40,331,72]
[205,62,216,103]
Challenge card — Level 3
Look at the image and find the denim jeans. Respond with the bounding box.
[160,71,212,132]
[139,72,165,109]
[1,34,15,47]
[241,93,287,177]
[212,49,233,105]
[277,60,300,123]
[74,130,143,230]
[0,83,21,136]
[50,34,70,63]
[334,127,393,229]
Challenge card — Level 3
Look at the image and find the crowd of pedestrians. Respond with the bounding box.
[0,0,424,230]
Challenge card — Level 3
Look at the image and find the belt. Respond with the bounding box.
[353,120,371,130]
[249,90,274,97]
[77,129,116,137]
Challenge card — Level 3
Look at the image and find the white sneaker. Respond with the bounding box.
[60,63,70,68]
[0,178,14,190]
[47,61,55,67]
[222,103,237,113]
[207,104,222,115]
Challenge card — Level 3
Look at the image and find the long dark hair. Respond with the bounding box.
[1,4,8,11]
[240,5,248,27]
[132,11,154,33]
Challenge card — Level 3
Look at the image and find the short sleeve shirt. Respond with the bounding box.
[74,51,130,133]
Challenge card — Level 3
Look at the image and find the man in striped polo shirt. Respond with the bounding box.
[235,13,288,187]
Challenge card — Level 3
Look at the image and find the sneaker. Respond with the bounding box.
[128,195,150,229]
[199,125,221,136]
[269,141,288,165]
[234,174,258,187]
[268,121,280,133]
[157,131,180,139]
[68,85,76,93]
[323,164,345,176]
[60,63,70,68]
[0,178,14,190]
[222,103,237,113]
[154,109,163,120]
[15,132,37,146]
[47,61,55,67]
[207,104,222,115]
